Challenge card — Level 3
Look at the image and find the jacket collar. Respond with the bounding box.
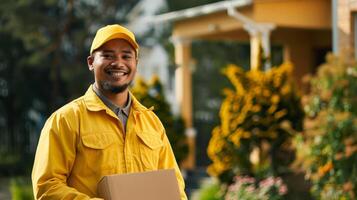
[83,85,152,114]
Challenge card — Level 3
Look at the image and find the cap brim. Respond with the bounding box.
[90,33,139,54]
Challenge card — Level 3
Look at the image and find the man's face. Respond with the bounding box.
[87,39,137,94]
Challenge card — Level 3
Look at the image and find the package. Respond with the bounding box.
[97,169,181,200]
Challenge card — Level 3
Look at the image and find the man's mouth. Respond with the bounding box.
[106,69,129,78]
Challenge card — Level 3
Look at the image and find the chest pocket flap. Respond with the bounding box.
[137,131,164,150]
[81,133,117,149]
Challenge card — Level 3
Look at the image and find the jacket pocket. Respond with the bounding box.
[136,131,163,170]
[81,132,119,173]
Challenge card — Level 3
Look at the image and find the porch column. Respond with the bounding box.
[244,24,275,71]
[173,37,196,169]
[246,28,261,70]
[227,6,275,71]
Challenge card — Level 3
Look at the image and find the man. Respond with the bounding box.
[32,24,187,200]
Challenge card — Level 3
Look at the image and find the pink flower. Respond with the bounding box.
[245,185,256,193]
[275,177,283,186]
[279,184,288,195]
[259,177,275,188]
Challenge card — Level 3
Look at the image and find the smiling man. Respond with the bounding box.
[32,24,187,200]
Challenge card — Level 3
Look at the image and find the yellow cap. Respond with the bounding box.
[90,24,139,54]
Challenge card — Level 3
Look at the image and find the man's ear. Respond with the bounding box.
[87,55,94,71]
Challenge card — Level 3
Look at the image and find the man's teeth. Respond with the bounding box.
[109,71,125,76]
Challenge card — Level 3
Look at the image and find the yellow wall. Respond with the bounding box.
[254,0,331,29]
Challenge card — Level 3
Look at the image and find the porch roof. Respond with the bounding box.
[153,0,331,40]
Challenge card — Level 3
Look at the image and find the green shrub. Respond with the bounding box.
[10,177,33,200]
[192,178,223,200]
[297,54,357,199]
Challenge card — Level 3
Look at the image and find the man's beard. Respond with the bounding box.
[99,80,132,94]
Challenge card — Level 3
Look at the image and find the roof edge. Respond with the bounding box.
[151,0,253,23]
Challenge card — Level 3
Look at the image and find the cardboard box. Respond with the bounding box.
[97,169,181,200]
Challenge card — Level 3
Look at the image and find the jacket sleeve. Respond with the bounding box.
[32,112,102,200]
[158,130,188,200]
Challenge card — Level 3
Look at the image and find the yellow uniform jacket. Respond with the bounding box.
[32,86,187,200]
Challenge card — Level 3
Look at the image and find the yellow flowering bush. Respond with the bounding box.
[207,63,304,183]
[131,75,188,163]
[296,54,357,199]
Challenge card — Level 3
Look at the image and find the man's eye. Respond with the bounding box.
[123,55,132,59]
[102,54,115,59]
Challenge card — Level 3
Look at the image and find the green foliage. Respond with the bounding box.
[131,76,189,163]
[0,0,139,175]
[199,185,222,200]
[0,151,20,166]
[297,54,357,199]
[0,0,139,111]
[10,177,33,200]
[193,178,223,200]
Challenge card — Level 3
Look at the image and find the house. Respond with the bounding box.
[152,0,356,169]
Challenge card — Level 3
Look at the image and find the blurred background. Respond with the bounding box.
[1,0,357,199]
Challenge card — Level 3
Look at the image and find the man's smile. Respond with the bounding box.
[105,68,130,79]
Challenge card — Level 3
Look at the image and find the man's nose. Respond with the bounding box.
[110,57,125,67]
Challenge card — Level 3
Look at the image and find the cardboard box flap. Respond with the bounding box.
[98,169,181,200]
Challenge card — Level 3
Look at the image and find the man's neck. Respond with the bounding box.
[97,86,129,108]
[105,91,129,108]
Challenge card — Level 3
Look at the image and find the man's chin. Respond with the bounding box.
[110,85,128,94]
[100,81,131,94]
